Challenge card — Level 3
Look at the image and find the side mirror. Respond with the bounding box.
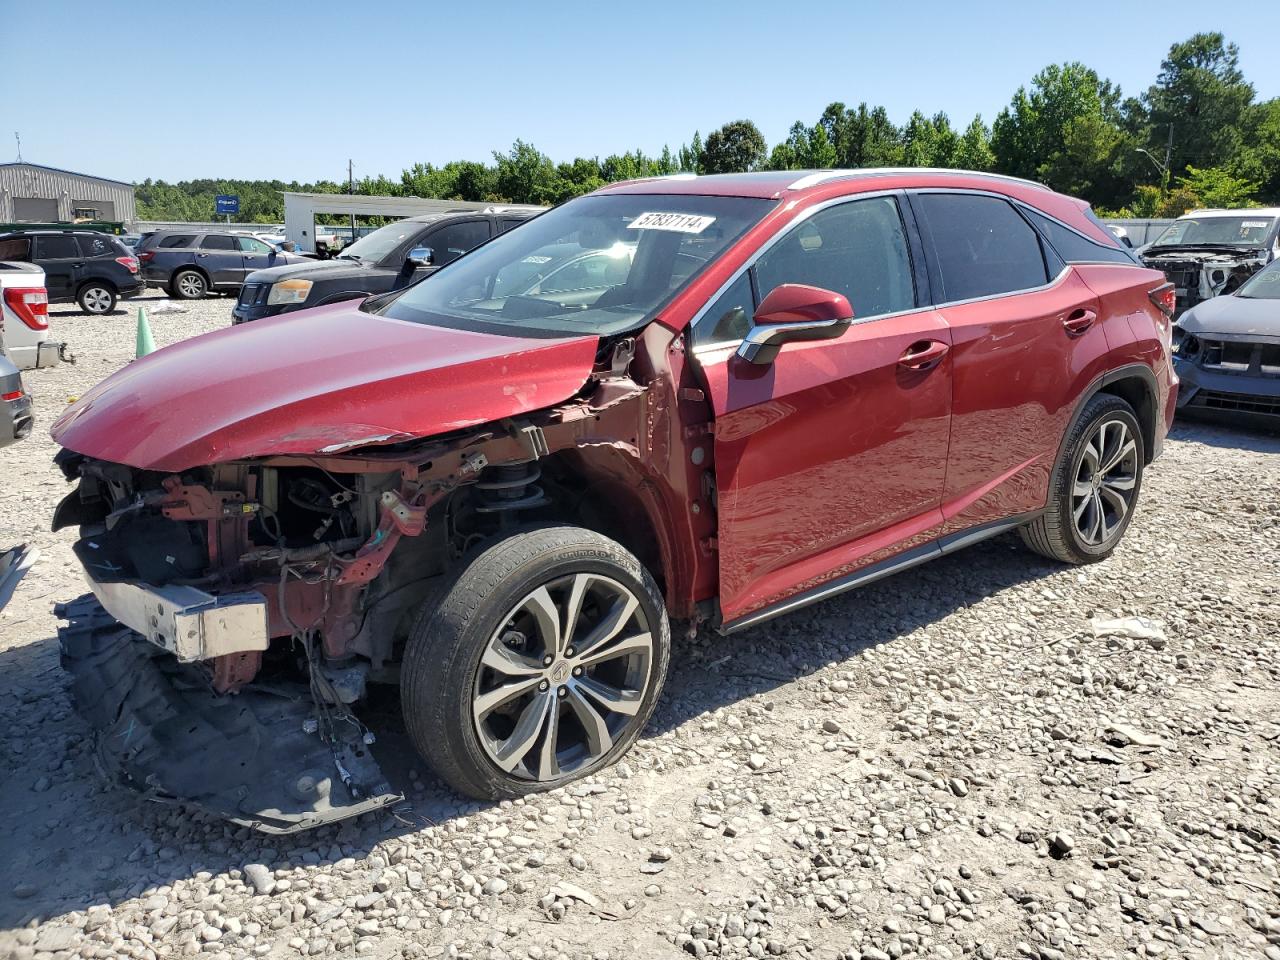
[736,283,854,365]
[407,246,434,267]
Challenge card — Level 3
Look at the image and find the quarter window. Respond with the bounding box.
[754,197,916,321]
[915,193,1049,301]
[77,234,118,257]
[158,235,195,248]
[1022,208,1135,265]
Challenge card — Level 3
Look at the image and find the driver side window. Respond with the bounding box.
[755,197,915,319]
[692,197,916,349]
[694,273,755,347]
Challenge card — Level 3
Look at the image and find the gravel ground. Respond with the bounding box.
[1,293,1279,960]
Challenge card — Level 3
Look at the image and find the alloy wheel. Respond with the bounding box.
[178,274,203,298]
[1072,418,1138,546]
[83,287,112,312]
[471,573,654,782]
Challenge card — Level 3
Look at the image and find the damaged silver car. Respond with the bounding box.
[1142,209,1279,316]
[1173,257,1280,420]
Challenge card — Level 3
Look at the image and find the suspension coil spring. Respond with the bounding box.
[474,462,550,514]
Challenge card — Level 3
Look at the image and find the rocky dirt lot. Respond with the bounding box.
[1,293,1279,960]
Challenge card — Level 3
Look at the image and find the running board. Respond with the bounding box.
[718,514,1038,635]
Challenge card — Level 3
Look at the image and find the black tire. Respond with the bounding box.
[401,525,670,800]
[77,282,117,314]
[171,269,206,300]
[1020,393,1145,564]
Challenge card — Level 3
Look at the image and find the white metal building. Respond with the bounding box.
[282,192,543,252]
[0,162,137,225]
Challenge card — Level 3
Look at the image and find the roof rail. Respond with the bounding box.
[787,168,1050,192]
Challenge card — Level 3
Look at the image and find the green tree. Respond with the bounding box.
[901,111,959,167]
[992,62,1132,204]
[700,120,767,174]
[492,140,559,204]
[678,132,703,174]
[1231,98,1280,201]
[1140,33,1254,177]
[954,116,996,171]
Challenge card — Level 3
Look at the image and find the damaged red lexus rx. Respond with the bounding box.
[51,170,1177,832]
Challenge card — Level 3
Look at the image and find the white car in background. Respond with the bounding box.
[0,262,69,369]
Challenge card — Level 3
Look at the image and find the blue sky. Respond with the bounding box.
[8,1,1280,185]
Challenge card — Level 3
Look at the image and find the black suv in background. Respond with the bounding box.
[231,208,539,323]
[0,230,143,314]
[137,231,309,300]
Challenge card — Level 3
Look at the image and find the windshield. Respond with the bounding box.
[373,194,775,337]
[1151,215,1275,248]
[337,218,423,262]
[1237,258,1280,299]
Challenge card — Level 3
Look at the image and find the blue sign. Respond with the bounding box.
[215,194,240,215]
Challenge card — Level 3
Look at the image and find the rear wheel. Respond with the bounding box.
[172,269,206,300]
[401,525,670,799]
[1021,393,1144,564]
[77,282,117,314]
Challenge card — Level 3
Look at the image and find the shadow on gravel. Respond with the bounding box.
[1169,415,1280,447]
[0,532,1049,929]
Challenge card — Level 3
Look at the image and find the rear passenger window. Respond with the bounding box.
[200,235,238,251]
[159,235,194,248]
[916,193,1049,302]
[1022,208,1136,264]
[754,196,916,320]
[34,235,80,259]
[77,235,118,258]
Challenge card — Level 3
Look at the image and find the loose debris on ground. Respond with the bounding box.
[1,294,1278,960]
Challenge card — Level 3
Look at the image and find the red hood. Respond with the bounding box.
[51,302,599,471]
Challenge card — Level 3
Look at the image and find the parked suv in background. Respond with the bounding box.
[0,229,142,314]
[231,207,539,323]
[137,231,309,300]
[50,170,1175,830]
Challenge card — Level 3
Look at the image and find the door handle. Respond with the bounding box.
[1063,308,1097,337]
[197,253,210,258]
[898,339,949,371]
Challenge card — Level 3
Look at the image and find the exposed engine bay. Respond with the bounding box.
[51,330,716,831]
[1141,249,1269,316]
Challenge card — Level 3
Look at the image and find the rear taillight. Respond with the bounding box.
[116,255,139,273]
[138,251,155,263]
[1149,283,1176,320]
[3,287,49,330]
[1,389,24,402]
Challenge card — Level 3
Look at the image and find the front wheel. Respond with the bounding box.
[1021,393,1145,564]
[401,525,670,800]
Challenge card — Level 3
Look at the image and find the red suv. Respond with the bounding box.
[50,169,1176,832]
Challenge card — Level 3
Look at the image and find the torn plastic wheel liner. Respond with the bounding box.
[56,595,401,834]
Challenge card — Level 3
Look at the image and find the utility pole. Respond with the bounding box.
[348,159,356,246]
[1163,123,1174,188]
[14,132,21,162]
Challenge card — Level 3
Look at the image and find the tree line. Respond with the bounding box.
[136,32,1280,225]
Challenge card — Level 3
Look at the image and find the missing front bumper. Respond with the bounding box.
[86,576,270,662]
[57,595,401,833]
